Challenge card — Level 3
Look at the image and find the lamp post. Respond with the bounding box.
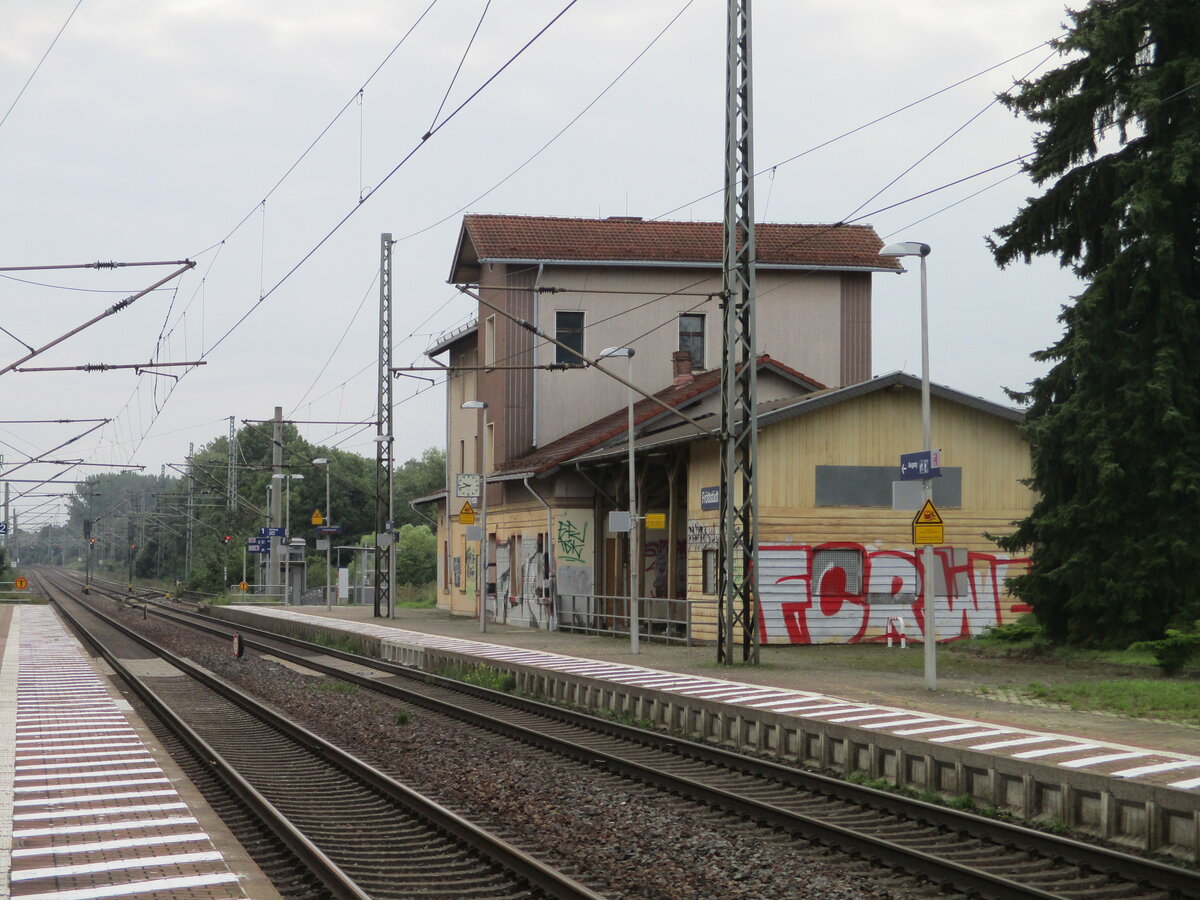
[462,400,489,633]
[599,346,639,654]
[313,458,332,610]
[879,241,937,690]
[272,473,303,605]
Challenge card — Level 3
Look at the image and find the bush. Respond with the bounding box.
[1131,621,1200,676]
[977,615,1048,648]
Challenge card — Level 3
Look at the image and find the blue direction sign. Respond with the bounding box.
[900,449,942,481]
[314,525,342,536]
[247,543,270,554]
[259,527,285,537]
[0,522,7,535]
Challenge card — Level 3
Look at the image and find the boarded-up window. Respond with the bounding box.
[815,465,962,507]
[702,548,718,594]
[812,547,863,593]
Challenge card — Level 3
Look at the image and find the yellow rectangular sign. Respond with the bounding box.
[644,513,666,530]
[912,498,944,544]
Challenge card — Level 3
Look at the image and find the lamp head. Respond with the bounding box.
[879,241,931,258]
[599,346,634,359]
[462,400,488,410]
[312,458,329,466]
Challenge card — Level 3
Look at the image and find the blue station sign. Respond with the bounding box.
[259,527,285,537]
[899,449,942,481]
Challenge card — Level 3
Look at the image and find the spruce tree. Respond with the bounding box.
[992,0,1200,646]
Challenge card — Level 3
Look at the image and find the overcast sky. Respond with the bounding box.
[1,0,1082,527]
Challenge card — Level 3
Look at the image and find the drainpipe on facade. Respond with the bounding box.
[524,476,555,631]
[531,263,544,448]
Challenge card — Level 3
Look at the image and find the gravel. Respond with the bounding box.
[117,606,940,900]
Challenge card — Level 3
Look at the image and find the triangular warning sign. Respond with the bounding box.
[913,498,943,526]
[460,501,475,518]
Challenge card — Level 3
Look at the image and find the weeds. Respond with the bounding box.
[439,663,517,693]
[395,710,411,726]
[309,679,357,695]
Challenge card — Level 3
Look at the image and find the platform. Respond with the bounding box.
[1,605,279,900]
[215,602,1200,860]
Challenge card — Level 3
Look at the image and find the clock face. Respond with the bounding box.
[456,473,482,498]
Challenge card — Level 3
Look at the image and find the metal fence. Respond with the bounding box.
[556,594,716,646]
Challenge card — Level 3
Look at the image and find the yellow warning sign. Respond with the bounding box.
[14,576,28,591]
[644,513,666,530]
[239,581,249,592]
[311,509,324,525]
[459,501,476,525]
[912,499,944,545]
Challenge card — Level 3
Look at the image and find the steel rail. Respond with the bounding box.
[41,571,605,900]
[32,573,369,900]
[142,593,1200,899]
[124,598,1096,898]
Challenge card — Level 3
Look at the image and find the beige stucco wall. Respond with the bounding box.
[531,266,847,445]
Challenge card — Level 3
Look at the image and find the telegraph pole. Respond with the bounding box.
[718,0,761,665]
[374,234,395,618]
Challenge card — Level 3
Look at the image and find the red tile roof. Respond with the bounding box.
[498,356,824,476]
[457,214,900,273]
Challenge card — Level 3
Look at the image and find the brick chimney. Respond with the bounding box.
[672,350,694,385]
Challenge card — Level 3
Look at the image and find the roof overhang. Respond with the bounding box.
[457,257,897,278]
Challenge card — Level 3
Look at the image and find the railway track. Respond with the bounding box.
[39,569,1200,899]
[30,570,603,900]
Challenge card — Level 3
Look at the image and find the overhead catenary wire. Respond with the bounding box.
[0,0,86,136]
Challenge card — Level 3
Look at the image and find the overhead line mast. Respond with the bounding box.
[718,0,760,665]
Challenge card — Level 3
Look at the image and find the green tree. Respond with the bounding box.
[395,523,437,585]
[393,447,446,529]
[991,0,1200,646]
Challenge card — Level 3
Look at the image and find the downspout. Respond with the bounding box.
[524,475,555,631]
[531,263,545,447]
[409,499,437,527]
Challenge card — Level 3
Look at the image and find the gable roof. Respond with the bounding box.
[497,356,825,477]
[569,371,1025,466]
[450,214,901,282]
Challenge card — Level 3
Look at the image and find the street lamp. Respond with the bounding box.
[599,346,639,654]
[879,241,937,690]
[313,458,332,610]
[272,473,304,605]
[461,400,489,633]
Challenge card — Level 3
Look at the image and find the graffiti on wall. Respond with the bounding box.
[643,538,686,598]
[686,519,718,551]
[757,542,1030,645]
[556,519,588,563]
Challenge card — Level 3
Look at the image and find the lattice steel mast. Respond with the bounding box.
[718,0,760,665]
[374,233,395,618]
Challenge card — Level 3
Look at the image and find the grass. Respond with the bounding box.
[394,582,437,609]
[1023,679,1200,725]
[439,663,517,693]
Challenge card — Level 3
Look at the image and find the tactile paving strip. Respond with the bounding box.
[5,605,246,899]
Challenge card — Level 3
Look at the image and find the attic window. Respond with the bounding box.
[555,310,584,365]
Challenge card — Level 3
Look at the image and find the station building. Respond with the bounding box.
[418,214,1033,644]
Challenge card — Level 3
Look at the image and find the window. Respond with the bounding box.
[555,310,584,365]
[679,314,705,369]
[702,548,718,594]
[812,548,863,594]
[484,315,496,367]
